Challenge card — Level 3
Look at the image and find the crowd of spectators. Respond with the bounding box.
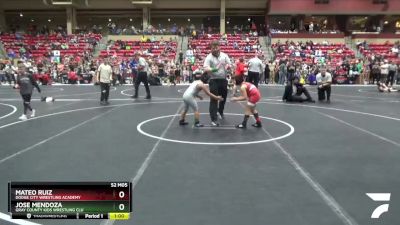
[0,23,399,87]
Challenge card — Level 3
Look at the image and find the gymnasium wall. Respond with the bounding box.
[270,0,400,15]
[271,33,346,44]
[107,35,179,42]
[352,33,400,44]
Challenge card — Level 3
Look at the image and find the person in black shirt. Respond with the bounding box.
[16,63,41,121]
[0,61,5,83]
[175,64,181,84]
[178,51,183,64]
[264,61,270,84]
[286,61,296,84]
[283,76,315,103]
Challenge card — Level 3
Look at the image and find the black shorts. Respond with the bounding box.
[22,94,32,102]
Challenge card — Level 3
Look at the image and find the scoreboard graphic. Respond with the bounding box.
[8,182,132,220]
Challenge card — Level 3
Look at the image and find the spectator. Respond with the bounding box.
[233,41,239,50]
[278,60,287,85]
[264,60,271,84]
[185,47,194,58]
[247,54,264,88]
[387,61,398,87]
[5,61,17,86]
[96,58,113,105]
[309,22,314,33]
[68,69,78,84]
[179,50,183,64]
[316,65,332,103]
[380,60,389,84]
[140,35,148,43]
[0,60,6,83]
[244,44,251,53]
[235,58,245,77]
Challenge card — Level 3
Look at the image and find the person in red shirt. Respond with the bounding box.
[231,75,262,128]
[68,69,78,84]
[40,73,51,85]
[235,58,246,77]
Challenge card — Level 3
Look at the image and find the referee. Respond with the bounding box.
[247,54,264,88]
[204,40,231,126]
[132,52,151,99]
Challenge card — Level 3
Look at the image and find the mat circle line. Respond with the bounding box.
[53,87,116,97]
[0,103,17,120]
[0,88,64,93]
[137,113,295,145]
[120,88,181,100]
[358,88,377,93]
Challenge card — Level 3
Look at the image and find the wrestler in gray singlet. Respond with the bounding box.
[182,80,202,112]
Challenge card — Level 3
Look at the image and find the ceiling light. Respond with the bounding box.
[51,0,73,5]
[131,0,152,4]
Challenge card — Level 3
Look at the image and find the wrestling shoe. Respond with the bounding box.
[252,122,262,128]
[218,112,224,120]
[30,109,36,118]
[194,123,204,128]
[19,114,28,121]
[235,124,246,129]
[179,120,189,126]
[210,121,219,127]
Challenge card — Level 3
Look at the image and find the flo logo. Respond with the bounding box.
[366,193,391,219]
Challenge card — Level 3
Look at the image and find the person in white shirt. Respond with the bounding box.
[132,52,151,99]
[309,22,314,33]
[185,47,194,58]
[387,61,398,88]
[380,60,389,83]
[247,54,264,88]
[96,58,113,105]
[203,40,232,126]
[316,65,332,102]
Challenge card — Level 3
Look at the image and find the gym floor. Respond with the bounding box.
[0,84,399,225]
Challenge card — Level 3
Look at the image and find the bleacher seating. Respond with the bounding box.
[273,43,355,66]
[99,41,177,60]
[359,43,400,63]
[0,33,101,60]
[189,34,260,60]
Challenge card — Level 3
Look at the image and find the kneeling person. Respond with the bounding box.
[180,73,223,127]
[231,75,262,128]
[316,66,332,102]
